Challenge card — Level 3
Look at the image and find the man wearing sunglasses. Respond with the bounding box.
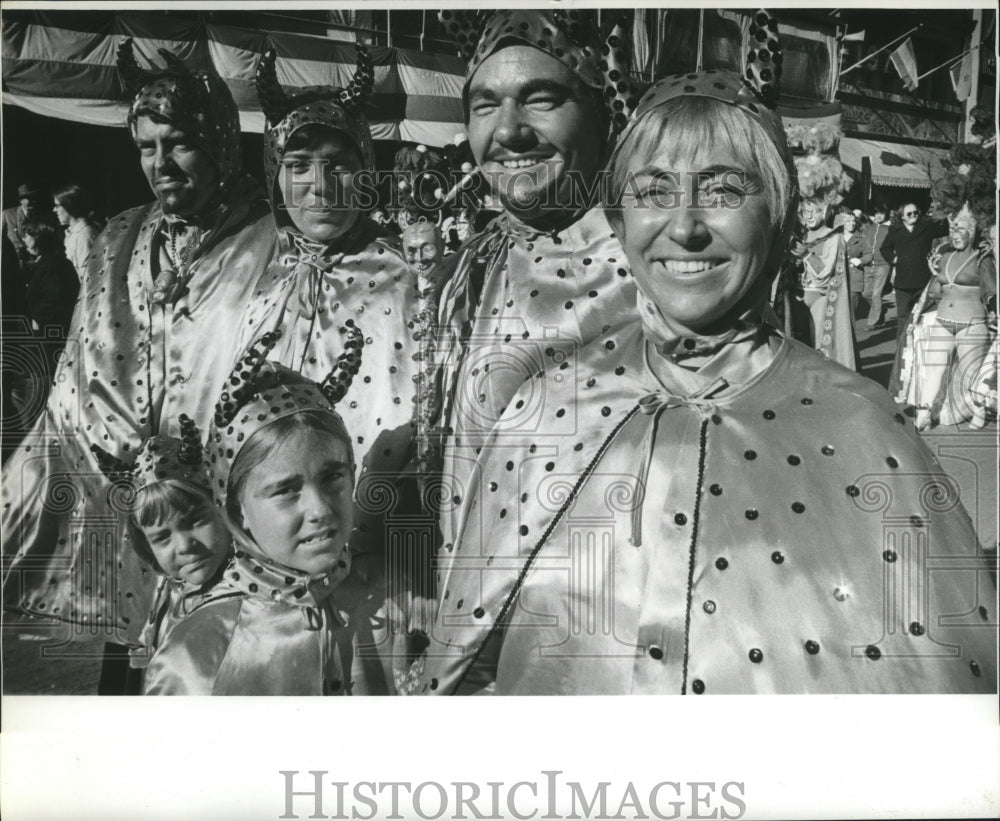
[879,203,949,333]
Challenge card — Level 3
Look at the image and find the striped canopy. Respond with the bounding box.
[2,10,468,146]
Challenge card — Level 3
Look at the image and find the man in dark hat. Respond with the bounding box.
[2,183,50,266]
[425,10,640,554]
[1,42,275,674]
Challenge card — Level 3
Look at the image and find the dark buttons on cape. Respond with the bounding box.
[771,551,784,564]
[691,679,705,694]
[865,645,881,660]
[805,640,820,655]
[787,454,800,466]
[970,660,981,677]
[791,502,805,513]
[674,513,688,526]
[715,557,729,570]
[883,549,897,563]
[762,410,775,420]
[886,456,899,469]
[473,607,485,619]
[821,445,835,456]
[703,600,716,614]
[909,621,924,636]
[748,648,763,663]
[744,449,757,460]
[709,484,723,496]
[846,485,860,497]
[649,645,664,660]
[745,508,758,520]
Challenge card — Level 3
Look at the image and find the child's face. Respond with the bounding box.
[238,429,354,576]
[139,502,229,586]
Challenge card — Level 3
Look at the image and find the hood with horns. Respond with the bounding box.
[118,38,242,191]
[255,44,375,221]
[439,9,639,134]
[91,414,209,500]
[206,325,364,510]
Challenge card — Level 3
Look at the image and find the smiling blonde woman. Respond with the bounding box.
[419,24,996,695]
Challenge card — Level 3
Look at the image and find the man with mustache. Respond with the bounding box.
[1,43,274,687]
[425,10,639,554]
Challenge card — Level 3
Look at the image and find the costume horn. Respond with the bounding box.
[744,9,782,107]
[177,414,204,466]
[255,48,292,125]
[551,8,597,50]
[437,10,487,62]
[319,322,364,406]
[338,43,374,112]
[214,330,284,428]
[116,38,155,96]
[601,19,640,134]
[90,443,134,486]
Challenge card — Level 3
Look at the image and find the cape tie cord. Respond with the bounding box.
[452,404,641,695]
[629,377,727,548]
[680,419,710,695]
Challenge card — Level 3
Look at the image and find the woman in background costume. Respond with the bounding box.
[785,123,858,371]
[895,132,997,431]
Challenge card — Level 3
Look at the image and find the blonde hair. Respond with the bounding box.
[132,479,215,568]
[605,96,791,233]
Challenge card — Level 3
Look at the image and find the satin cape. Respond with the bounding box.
[419,322,997,694]
[2,177,274,640]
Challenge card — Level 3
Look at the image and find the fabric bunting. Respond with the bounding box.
[2,11,466,146]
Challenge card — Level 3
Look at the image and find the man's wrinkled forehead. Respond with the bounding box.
[467,53,588,105]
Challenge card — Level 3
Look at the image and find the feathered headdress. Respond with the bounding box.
[787,121,852,209]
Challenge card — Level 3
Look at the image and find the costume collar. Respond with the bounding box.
[222,544,352,609]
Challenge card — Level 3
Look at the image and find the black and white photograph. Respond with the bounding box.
[1,2,997,818]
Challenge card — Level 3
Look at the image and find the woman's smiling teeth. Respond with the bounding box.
[660,259,724,274]
[500,158,545,168]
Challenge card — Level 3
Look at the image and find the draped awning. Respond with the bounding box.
[838,136,949,188]
[1,10,466,146]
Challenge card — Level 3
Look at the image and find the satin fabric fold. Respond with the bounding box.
[420,321,996,694]
[2,175,274,640]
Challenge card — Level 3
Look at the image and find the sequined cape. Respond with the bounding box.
[233,222,419,481]
[2,176,275,641]
[430,208,637,549]
[419,322,997,694]
[143,549,396,695]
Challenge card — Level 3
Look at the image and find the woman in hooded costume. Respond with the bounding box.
[418,13,997,696]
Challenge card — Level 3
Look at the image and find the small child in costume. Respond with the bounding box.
[91,415,231,676]
[143,326,397,695]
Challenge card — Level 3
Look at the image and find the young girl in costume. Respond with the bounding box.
[143,327,396,695]
[90,415,231,678]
